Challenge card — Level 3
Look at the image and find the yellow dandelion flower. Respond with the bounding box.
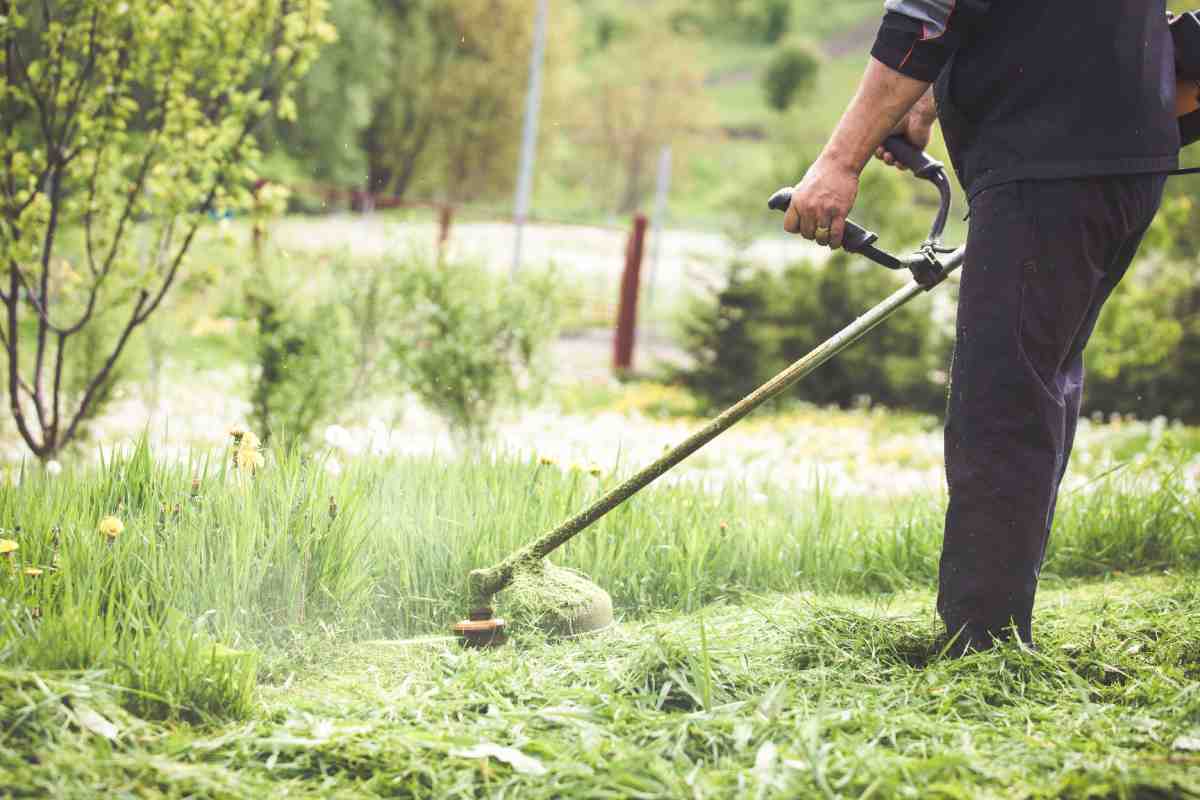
[23,567,42,577]
[233,441,265,475]
[0,539,17,557]
[98,516,124,539]
[538,456,557,467]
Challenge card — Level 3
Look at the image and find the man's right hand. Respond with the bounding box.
[875,90,937,170]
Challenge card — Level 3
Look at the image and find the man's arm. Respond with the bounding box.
[782,60,928,247]
[785,0,980,248]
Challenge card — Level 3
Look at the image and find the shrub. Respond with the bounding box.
[765,254,950,412]
[247,269,354,443]
[1085,255,1200,422]
[674,254,951,414]
[674,260,776,411]
[763,41,821,112]
[387,257,561,438]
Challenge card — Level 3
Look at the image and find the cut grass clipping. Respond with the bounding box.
[501,560,614,637]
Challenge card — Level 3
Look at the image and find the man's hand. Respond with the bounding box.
[783,157,860,249]
[875,90,937,170]
[779,58,931,247]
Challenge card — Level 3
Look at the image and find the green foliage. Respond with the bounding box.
[358,0,538,200]
[771,254,950,411]
[1086,252,1200,422]
[675,254,950,414]
[0,439,373,721]
[762,40,820,111]
[264,0,390,188]
[0,0,331,458]
[387,257,562,438]
[247,271,354,444]
[674,260,775,411]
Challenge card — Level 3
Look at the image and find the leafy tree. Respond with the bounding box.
[574,12,712,213]
[424,0,538,200]
[363,0,542,201]
[0,0,332,458]
[265,0,390,189]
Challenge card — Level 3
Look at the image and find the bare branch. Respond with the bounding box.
[31,165,63,430]
[5,265,45,457]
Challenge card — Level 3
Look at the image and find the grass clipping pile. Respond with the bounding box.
[501,560,614,637]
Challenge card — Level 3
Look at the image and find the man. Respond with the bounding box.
[784,2,1187,653]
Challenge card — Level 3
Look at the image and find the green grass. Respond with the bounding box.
[0,432,1197,796]
[3,578,1199,797]
[2,436,1198,687]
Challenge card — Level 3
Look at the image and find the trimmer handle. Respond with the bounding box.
[767,188,901,270]
[768,134,950,270]
[878,134,943,178]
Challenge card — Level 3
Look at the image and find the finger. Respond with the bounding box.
[799,206,818,240]
[783,202,800,234]
[814,211,834,246]
[829,215,846,250]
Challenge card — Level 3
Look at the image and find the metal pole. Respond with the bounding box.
[512,0,548,277]
[645,145,672,317]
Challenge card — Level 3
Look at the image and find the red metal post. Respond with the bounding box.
[438,205,454,257]
[613,214,648,373]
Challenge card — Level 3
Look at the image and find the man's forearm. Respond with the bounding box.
[820,58,932,175]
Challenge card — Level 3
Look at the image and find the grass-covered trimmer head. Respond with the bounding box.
[456,134,965,647]
[459,560,614,648]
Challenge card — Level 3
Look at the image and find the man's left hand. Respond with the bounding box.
[783,156,860,250]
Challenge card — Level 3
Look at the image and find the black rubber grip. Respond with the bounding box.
[766,187,874,253]
[881,134,941,178]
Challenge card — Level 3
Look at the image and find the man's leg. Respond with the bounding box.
[1033,175,1167,571]
[937,176,1164,650]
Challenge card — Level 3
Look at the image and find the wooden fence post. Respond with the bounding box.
[438,205,454,258]
[613,214,648,374]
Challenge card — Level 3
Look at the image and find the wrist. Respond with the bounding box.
[819,143,869,177]
[913,90,938,123]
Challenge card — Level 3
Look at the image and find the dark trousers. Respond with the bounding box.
[938,174,1166,648]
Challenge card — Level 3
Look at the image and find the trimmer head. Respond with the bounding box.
[457,561,614,646]
[453,607,508,648]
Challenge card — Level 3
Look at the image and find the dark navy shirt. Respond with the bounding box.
[871,1,1181,199]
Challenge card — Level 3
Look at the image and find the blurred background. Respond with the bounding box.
[2,0,1199,487]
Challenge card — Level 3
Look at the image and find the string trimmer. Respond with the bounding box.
[455,136,967,647]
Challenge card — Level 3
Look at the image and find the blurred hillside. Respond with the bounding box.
[260,0,906,229]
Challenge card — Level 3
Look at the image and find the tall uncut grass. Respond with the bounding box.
[0,437,1196,720]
